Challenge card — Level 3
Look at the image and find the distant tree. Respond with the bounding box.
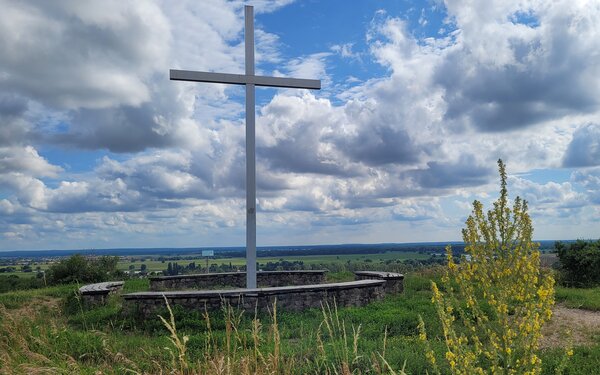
[0,274,44,293]
[47,254,121,284]
[129,264,135,270]
[556,239,600,287]
[140,264,147,272]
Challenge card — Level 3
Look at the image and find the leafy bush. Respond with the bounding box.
[47,254,122,284]
[0,275,44,293]
[420,160,559,374]
[556,239,600,287]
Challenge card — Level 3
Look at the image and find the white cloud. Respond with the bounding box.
[509,176,586,217]
[563,123,600,167]
[0,0,170,110]
[572,167,600,205]
[438,0,600,132]
[0,146,62,177]
[1,0,600,249]
[331,43,358,59]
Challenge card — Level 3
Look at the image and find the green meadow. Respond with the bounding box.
[2,261,600,374]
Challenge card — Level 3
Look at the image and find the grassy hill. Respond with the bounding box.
[2,268,600,374]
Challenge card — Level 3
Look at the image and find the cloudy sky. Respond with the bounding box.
[0,0,599,251]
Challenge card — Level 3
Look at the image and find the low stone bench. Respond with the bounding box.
[354,271,404,294]
[124,279,385,319]
[149,270,327,291]
[79,281,124,306]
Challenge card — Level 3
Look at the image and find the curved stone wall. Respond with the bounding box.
[354,271,404,294]
[123,279,385,319]
[149,270,327,291]
[78,281,124,306]
[76,270,405,317]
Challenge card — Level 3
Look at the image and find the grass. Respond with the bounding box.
[2,270,600,373]
[122,277,150,293]
[555,285,600,311]
[0,284,75,309]
[0,274,435,373]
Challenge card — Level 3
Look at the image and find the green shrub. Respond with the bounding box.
[0,274,44,293]
[421,160,558,374]
[556,240,600,287]
[47,254,122,285]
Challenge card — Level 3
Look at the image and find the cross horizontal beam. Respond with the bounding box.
[170,69,321,90]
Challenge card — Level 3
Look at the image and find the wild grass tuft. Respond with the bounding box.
[158,295,190,372]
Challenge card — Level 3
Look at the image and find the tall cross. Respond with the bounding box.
[170,5,321,289]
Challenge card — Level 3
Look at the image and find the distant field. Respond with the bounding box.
[3,251,432,277]
[116,251,431,273]
[2,249,554,278]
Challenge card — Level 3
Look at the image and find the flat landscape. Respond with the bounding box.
[1,242,599,374]
[2,0,599,373]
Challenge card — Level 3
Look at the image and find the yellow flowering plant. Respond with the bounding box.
[420,160,556,375]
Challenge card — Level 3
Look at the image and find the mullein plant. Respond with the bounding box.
[419,160,563,374]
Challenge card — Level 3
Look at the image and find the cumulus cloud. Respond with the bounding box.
[571,167,600,204]
[509,176,586,216]
[437,0,600,132]
[97,152,217,201]
[1,0,600,248]
[405,155,493,189]
[334,122,423,166]
[0,146,62,177]
[51,80,187,152]
[258,93,360,176]
[563,123,600,167]
[0,94,31,146]
[0,0,293,154]
[0,94,28,118]
[331,43,358,59]
[0,0,170,110]
[283,53,330,80]
[391,198,442,221]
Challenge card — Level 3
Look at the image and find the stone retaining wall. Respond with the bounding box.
[123,280,385,319]
[149,270,327,291]
[354,271,404,294]
[79,281,124,307]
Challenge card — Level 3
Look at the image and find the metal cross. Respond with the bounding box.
[170,5,321,289]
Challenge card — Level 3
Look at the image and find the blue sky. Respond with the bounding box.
[0,0,599,251]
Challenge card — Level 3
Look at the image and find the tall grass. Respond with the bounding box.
[154,296,407,374]
[0,303,141,374]
[2,273,598,374]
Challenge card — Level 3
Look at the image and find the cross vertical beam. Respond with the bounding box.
[245,5,257,289]
[170,5,320,289]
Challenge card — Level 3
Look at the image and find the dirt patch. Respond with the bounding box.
[541,304,600,348]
